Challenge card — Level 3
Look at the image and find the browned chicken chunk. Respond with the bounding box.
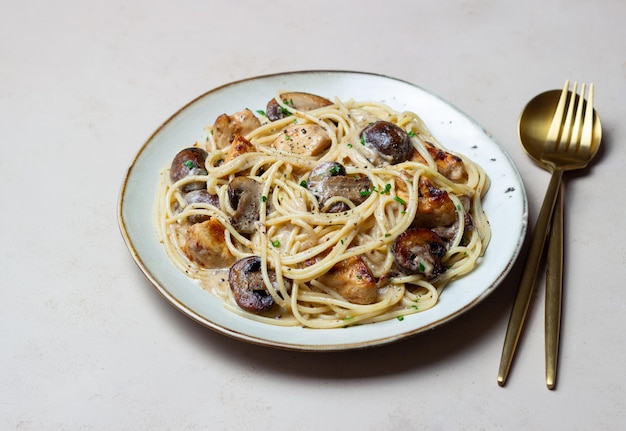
[182,218,235,268]
[318,255,377,305]
[272,123,331,156]
[212,109,261,149]
[224,135,256,164]
[412,142,468,182]
[412,176,457,228]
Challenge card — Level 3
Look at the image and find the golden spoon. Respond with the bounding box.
[498,83,602,387]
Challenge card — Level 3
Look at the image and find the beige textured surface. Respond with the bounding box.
[1,0,624,429]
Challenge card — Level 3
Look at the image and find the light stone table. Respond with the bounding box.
[2,0,625,429]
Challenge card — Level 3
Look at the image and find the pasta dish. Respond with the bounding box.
[155,91,491,329]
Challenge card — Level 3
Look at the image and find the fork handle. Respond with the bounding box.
[497,167,564,386]
[545,182,564,389]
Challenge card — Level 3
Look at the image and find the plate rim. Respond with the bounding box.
[117,69,528,351]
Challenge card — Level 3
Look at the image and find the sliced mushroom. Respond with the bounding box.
[227,177,262,234]
[184,190,220,224]
[170,147,208,192]
[360,121,413,165]
[392,227,447,280]
[318,255,377,305]
[272,123,331,156]
[212,109,261,149]
[307,162,371,213]
[266,92,332,121]
[182,218,235,268]
[412,176,457,228]
[229,256,291,313]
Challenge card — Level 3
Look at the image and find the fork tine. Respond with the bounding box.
[560,82,578,148]
[580,83,595,156]
[546,81,571,149]
[570,83,585,150]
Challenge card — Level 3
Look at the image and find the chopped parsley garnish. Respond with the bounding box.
[329,165,342,175]
[418,262,426,272]
[408,130,416,138]
[261,195,268,202]
[380,183,392,194]
[183,160,195,169]
[393,196,406,206]
[360,136,366,146]
[300,180,308,188]
[271,239,281,247]
[397,316,405,321]
[256,109,266,116]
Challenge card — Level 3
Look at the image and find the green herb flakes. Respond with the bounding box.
[393,196,406,206]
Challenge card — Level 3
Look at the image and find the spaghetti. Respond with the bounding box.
[155,92,491,329]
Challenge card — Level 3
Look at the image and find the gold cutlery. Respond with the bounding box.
[498,81,602,388]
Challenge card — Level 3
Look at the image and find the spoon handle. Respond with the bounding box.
[545,182,564,390]
[497,168,564,386]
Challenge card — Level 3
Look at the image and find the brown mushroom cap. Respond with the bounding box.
[392,227,447,279]
[360,121,413,165]
[170,147,208,192]
[307,162,371,213]
[229,256,275,312]
[184,190,220,224]
[228,256,292,313]
[266,92,332,121]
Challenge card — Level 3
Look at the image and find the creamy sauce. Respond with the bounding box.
[199,268,230,298]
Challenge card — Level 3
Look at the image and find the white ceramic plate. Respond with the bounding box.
[118,71,527,351]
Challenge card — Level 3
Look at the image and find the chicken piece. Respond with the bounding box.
[412,141,467,182]
[318,255,377,305]
[272,123,331,156]
[212,109,261,149]
[432,195,473,242]
[224,135,256,164]
[182,218,236,268]
[412,176,457,228]
[395,175,457,228]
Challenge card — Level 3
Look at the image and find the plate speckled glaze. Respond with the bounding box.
[118,71,527,351]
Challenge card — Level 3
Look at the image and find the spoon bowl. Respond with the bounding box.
[519,89,602,169]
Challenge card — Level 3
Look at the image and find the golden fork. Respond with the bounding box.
[498,81,601,388]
